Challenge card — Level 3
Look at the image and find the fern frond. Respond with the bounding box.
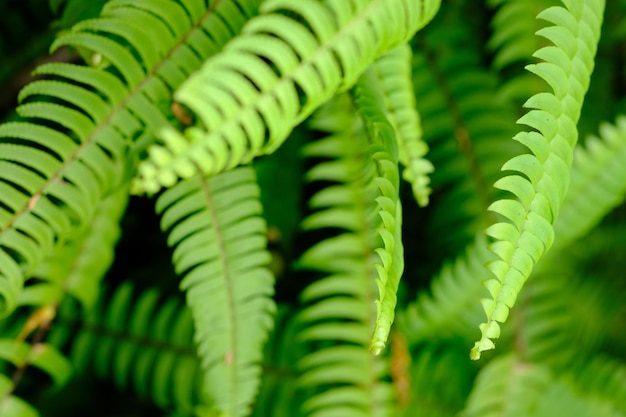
[352,66,404,355]
[295,96,396,417]
[372,44,433,207]
[460,353,552,417]
[0,0,261,317]
[156,166,276,417]
[0,338,72,416]
[135,0,442,194]
[472,0,605,360]
[401,112,626,353]
[51,283,203,414]
[20,187,128,309]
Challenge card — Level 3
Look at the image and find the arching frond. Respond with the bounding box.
[372,44,433,207]
[472,0,605,360]
[0,0,261,317]
[156,166,276,417]
[401,112,626,356]
[134,0,442,194]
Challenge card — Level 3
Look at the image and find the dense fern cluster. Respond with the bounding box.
[0,0,625,416]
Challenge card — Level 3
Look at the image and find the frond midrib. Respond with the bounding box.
[196,163,240,415]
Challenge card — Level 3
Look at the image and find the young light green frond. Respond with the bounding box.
[372,44,433,207]
[156,167,276,417]
[135,0,442,194]
[51,283,203,414]
[400,114,626,352]
[352,66,404,355]
[471,0,605,360]
[0,0,259,318]
[296,96,396,417]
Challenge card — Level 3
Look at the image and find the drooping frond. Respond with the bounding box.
[155,166,276,417]
[135,0,442,194]
[51,283,203,415]
[295,95,396,417]
[352,66,404,355]
[401,112,626,355]
[0,0,261,317]
[472,0,605,360]
[371,44,433,207]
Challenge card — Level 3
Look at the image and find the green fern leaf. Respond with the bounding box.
[0,0,259,317]
[52,283,203,414]
[372,44,433,207]
[352,66,404,355]
[156,166,276,417]
[295,95,397,417]
[135,0,442,193]
[401,113,626,351]
[471,0,605,360]
[0,339,72,415]
[22,187,128,309]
